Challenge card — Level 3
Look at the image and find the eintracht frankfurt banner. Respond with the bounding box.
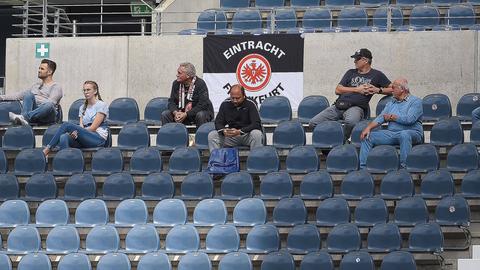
[203,34,304,111]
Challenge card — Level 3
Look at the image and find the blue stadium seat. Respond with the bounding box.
[302,8,332,30]
[153,199,187,226]
[364,223,402,252]
[15,149,46,176]
[46,225,80,253]
[17,253,51,270]
[144,97,168,125]
[52,148,84,176]
[298,95,329,124]
[446,143,479,172]
[325,0,354,5]
[0,100,21,126]
[272,197,307,226]
[257,0,285,7]
[291,0,320,6]
[326,144,359,173]
[406,144,439,173]
[195,122,215,150]
[456,93,480,121]
[246,146,280,173]
[178,29,208,35]
[232,9,263,31]
[260,96,292,123]
[298,170,333,200]
[68,99,84,124]
[102,173,135,200]
[397,0,426,5]
[178,172,214,199]
[36,199,69,226]
[271,8,297,31]
[168,147,201,174]
[178,252,211,270]
[351,120,372,147]
[137,253,171,270]
[58,253,92,270]
[115,199,148,226]
[339,251,374,270]
[360,0,389,5]
[140,172,174,200]
[129,147,162,175]
[197,9,227,31]
[157,123,188,151]
[405,222,443,252]
[326,223,361,253]
[259,172,293,199]
[354,197,388,227]
[312,121,344,149]
[435,196,470,226]
[380,251,416,270]
[422,93,452,121]
[366,145,399,173]
[471,121,480,145]
[41,124,60,148]
[394,196,429,226]
[430,118,463,146]
[468,0,480,5]
[125,224,160,253]
[243,224,280,253]
[316,197,350,227]
[273,121,305,149]
[107,97,139,125]
[117,123,150,150]
[216,171,254,200]
[286,224,321,254]
[337,169,374,200]
[461,169,480,198]
[0,254,12,270]
[165,224,200,253]
[337,7,368,30]
[24,173,56,201]
[75,199,108,226]
[261,251,295,270]
[194,199,227,226]
[218,252,252,270]
[3,125,34,150]
[85,225,120,253]
[0,199,29,227]
[233,198,267,226]
[448,4,475,27]
[433,0,461,4]
[0,174,19,200]
[419,169,455,199]
[378,169,414,199]
[97,253,131,270]
[301,252,333,270]
[205,224,240,253]
[375,95,394,116]
[7,225,41,254]
[0,149,6,174]
[220,0,249,8]
[91,148,123,175]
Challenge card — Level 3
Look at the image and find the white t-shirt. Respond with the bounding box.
[78,100,109,139]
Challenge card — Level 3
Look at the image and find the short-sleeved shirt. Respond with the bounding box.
[337,68,391,109]
[78,100,109,139]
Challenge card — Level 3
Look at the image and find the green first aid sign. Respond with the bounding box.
[131,2,151,17]
[35,43,50,58]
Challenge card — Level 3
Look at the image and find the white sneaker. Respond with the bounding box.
[8,112,16,123]
[14,114,29,126]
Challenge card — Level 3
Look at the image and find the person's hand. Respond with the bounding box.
[383,114,397,122]
[224,128,241,137]
[365,84,380,94]
[70,130,78,139]
[174,112,187,123]
[360,127,370,140]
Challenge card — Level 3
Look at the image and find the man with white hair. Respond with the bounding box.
[359,78,423,169]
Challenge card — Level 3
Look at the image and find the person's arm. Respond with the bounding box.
[335,70,369,95]
[87,112,106,132]
[47,84,63,104]
[79,116,84,128]
[392,98,423,125]
[167,82,179,113]
[214,103,226,131]
[360,120,381,140]
[240,102,262,134]
[186,82,211,118]
[0,90,29,101]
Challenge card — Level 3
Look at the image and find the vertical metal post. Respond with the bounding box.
[386,6,392,32]
[270,10,275,34]
[100,0,104,34]
[155,10,161,36]
[141,19,146,36]
[54,9,60,36]
[42,0,48,37]
[22,0,29,37]
[72,19,77,37]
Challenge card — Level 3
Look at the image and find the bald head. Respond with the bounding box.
[229,84,246,106]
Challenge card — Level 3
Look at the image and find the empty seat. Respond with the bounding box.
[246,146,280,173]
[339,251,374,270]
[102,173,135,200]
[326,144,359,173]
[419,169,455,199]
[218,252,252,270]
[36,199,69,226]
[178,252,211,270]
[272,197,307,226]
[52,148,84,176]
[286,224,321,254]
[140,172,174,200]
[380,251,416,270]
[243,224,280,253]
[194,199,227,226]
[449,4,475,27]
[326,223,361,253]
[0,100,21,126]
[91,148,123,175]
[205,224,240,253]
[232,9,262,31]
[97,253,131,270]
[298,170,333,199]
[115,199,148,226]
[312,121,344,149]
[2,125,35,150]
[269,8,297,31]
[259,172,293,199]
[153,199,187,226]
[14,149,46,176]
[354,197,388,227]
[233,198,267,226]
[435,196,470,226]
[165,224,200,253]
[300,251,333,270]
[406,222,443,252]
[75,199,109,226]
[68,99,85,124]
[117,123,149,150]
[337,7,368,29]
[85,225,120,253]
[179,172,214,199]
[7,225,41,254]
[406,144,439,172]
[302,8,332,29]
[325,0,354,4]
[446,143,479,172]
[360,0,389,5]
[351,120,371,147]
[372,6,403,29]
[261,251,295,270]
[197,10,227,31]
[57,253,92,270]
[257,0,285,7]
[195,122,215,150]
[430,118,463,146]
[259,96,292,123]
[0,174,19,200]
[366,145,399,173]
[456,93,480,120]
[220,0,249,8]
[422,93,451,121]
[378,169,414,199]
[129,147,162,175]
[394,196,429,226]
[137,253,171,270]
[365,223,401,252]
[46,225,80,253]
[217,171,254,200]
[63,173,96,200]
[0,199,29,227]
[298,95,329,124]
[17,253,51,270]
[337,170,374,200]
[107,97,139,125]
[471,121,480,145]
[24,173,56,201]
[143,97,169,125]
[156,123,188,151]
[316,197,350,227]
[41,124,60,148]
[461,169,480,198]
[125,224,160,253]
[168,147,201,174]
[273,120,305,149]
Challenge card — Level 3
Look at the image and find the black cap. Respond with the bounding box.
[351,48,372,60]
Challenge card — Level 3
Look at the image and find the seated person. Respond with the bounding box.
[472,107,480,124]
[1,59,63,125]
[43,81,108,156]
[359,78,423,169]
[208,84,263,151]
[161,62,214,126]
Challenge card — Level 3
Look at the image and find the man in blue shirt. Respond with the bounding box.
[359,78,423,169]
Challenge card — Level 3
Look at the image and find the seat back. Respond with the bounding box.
[286,224,321,253]
[205,224,240,252]
[17,253,51,270]
[274,121,304,149]
[220,171,254,199]
[197,9,227,31]
[0,199,29,226]
[103,173,135,200]
[456,93,480,120]
[337,7,368,29]
[408,223,443,252]
[435,196,470,226]
[372,7,403,28]
[97,253,131,270]
[115,199,148,226]
[422,93,452,121]
[91,148,123,175]
[246,146,280,173]
[180,172,214,199]
[0,100,21,125]
[36,199,69,226]
[303,8,331,29]
[420,169,455,198]
[15,149,46,175]
[261,251,295,270]
[168,147,201,174]
[178,252,211,270]
[153,199,187,226]
[259,96,292,123]
[68,99,85,124]
[245,224,280,252]
[366,145,399,173]
[461,169,480,198]
[144,97,168,125]
[85,225,120,253]
[24,173,56,200]
[298,95,329,123]
[326,223,361,253]
[233,198,267,226]
[340,169,374,199]
[260,172,293,199]
[165,224,200,252]
[193,199,227,226]
[300,252,333,270]
[75,199,108,226]
[410,5,441,27]
[339,251,374,270]
[3,125,35,150]
[7,225,41,253]
[220,0,249,8]
[446,143,479,172]
[366,223,401,252]
[394,196,429,226]
[312,121,344,149]
[406,144,439,172]
[430,118,463,146]
[0,174,19,200]
[272,198,307,226]
[380,251,416,270]
[195,122,215,150]
[379,169,414,199]
[52,148,84,175]
[41,124,61,148]
[141,172,174,199]
[58,253,92,270]
[108,97,139,125]
[299,170,333,199]
[218,252,252,270]
[137,253,171,270]
[326,144,359,172]
[232,9,263,30]
[125,224,160,253]
[117,122,150,150]
[46,225,80,253]
[354,197,388,226]
[130,147,162,174]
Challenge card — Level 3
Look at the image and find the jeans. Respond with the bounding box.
[22,92,56,124]
[207,129,263,152]
[161,110,213,127]
[47,122,106,150]
[360,129,423,169]
[473,107,480,124]
[309,105,364,140]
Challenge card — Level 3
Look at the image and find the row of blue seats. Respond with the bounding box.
[220,0,480,8]
[0,250,418,270]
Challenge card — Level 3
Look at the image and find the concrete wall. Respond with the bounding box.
[4,31,478,120]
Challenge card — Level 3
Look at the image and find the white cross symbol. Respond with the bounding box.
[37,44,49,57]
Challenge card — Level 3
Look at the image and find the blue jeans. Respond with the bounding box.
[22,92,56,124]
[360,129,423,169]
[47,122,106,150]
[472,107,480,124]
[309,105,364,140]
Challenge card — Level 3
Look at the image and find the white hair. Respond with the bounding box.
[179,62,196,78]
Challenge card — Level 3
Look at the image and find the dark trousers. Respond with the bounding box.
[161,110,213,126]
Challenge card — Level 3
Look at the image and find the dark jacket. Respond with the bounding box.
[215,98,262,133]
[167,77,214,118]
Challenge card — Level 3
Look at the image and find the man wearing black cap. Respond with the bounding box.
[309,48,392,140]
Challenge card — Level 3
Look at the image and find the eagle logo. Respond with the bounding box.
[236,53,271,92]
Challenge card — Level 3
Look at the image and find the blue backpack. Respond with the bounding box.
[206,148,240,174]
